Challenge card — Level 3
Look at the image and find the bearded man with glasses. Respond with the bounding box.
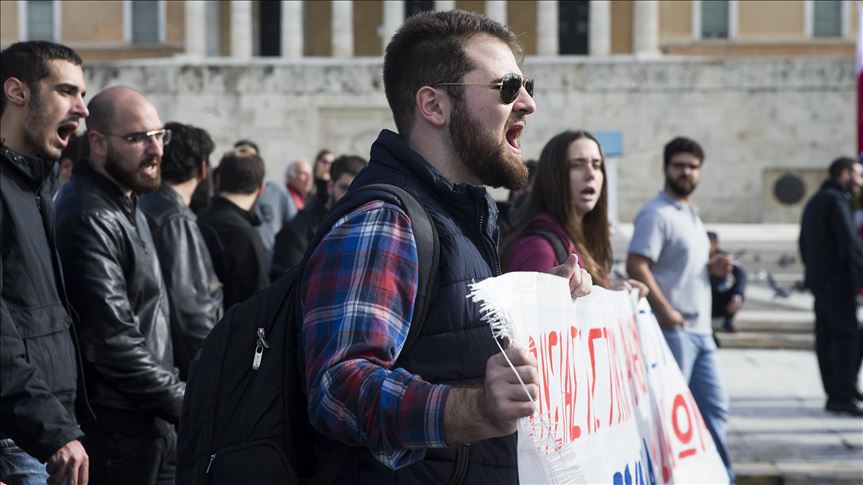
[297,10,591,484]
[55,86,185,485]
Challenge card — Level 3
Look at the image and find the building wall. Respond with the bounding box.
[611,0,633,54]
[62,1,124,44]
[738,0,804,40]
[0,0,18,44]
[508,1,537,55]
[81,57,853,223]
[166,0,185,46]
[304,0,332,56]
[658,0,692,43]
[354,0,383,57]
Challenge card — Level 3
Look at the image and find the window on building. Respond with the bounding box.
[26,0,56,41]
[259,0,281,56]
[131,0,161,44]
[701,0,729,39]
[559,0,589,55]
[812,0,842,37]
[405,0,434,19]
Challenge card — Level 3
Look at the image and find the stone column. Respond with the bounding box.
[589,0,610,56]
[230,0,253,58]
[281,0,303,58]
[381,0,404,52]
[485,1,506,25]
[633,0,660,57]
[185,0,207,57]
[435,0,455,11]
[536,0,558,56]
[332,0,353,58]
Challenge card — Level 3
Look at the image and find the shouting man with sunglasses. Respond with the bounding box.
[298,10,591,484]
[55,86,185,485]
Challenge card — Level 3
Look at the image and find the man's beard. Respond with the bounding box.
[449,103,528,190]
[105,149,161,194]
[22,88,57,160]
[666,175,697,197]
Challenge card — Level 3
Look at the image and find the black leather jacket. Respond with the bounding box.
[0,143,87,462]
[141,183,223,380]
[55,160,185,427]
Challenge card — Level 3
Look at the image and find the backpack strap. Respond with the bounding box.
[523,226,569,266]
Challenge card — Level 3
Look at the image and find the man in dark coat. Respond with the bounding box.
[140,122,223,380]
[55,86,186,485]
[198,149,269,308]
[270,154,367,279]
[799,156,863,416]
[0,41,90,485]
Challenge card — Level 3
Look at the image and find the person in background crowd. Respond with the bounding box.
[799,156,863,416]
[1,40,91,485]
[708,231,747,334]
[627,136,734,482]
[502,130,648,299]
[285,159,313,211]
[198,149,269,307]
[232,139,297,272]
[503,131,612,284]
[140,122,223,380]
[47,133,82,198]
[311,148,335,206]
[55,86,184,485]
[270,154,367,279]
[299,10,591,484]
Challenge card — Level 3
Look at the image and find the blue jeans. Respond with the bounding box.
[662,327,734,484]
[0,438,49,485]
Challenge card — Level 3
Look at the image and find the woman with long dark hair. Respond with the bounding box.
[502,130,610,282]
[502,130,644,297]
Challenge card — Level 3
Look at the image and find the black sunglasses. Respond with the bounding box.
[436,72,534,104]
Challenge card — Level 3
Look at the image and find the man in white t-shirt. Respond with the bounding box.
[627,136,734,483]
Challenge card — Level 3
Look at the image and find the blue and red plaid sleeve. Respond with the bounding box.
[300,200,450,470]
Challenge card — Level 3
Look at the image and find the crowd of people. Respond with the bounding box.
[1,8,861,485]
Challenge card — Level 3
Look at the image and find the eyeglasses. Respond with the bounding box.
[436,72,534,104]
[100,128,172,146]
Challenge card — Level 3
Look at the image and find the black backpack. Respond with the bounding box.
[177,184,440,485]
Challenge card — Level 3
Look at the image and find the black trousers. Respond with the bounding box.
[82,424,177,485]
[813,291,861,400]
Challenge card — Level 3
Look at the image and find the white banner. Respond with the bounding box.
[469,272,728,484]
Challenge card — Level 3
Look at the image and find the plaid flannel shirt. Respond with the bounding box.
[300,200,450,470]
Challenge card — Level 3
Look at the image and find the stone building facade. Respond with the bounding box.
[1,1,857,222]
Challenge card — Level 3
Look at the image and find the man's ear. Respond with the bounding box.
[3,77,29,108]
[415,86,448,128]
[255,181,265,198]
[88,130,107,158]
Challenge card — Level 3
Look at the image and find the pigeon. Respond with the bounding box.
[766,271,792,298]
[777,254,796,268]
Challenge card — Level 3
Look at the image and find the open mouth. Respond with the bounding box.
[140,159,160,177]
[57,122,78,145]
[581,187,596,196]
[505,124,523,152]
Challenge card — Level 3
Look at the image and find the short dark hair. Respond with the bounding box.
[161,122,215,183]
[663,137,705,167]
[0,41,83,114]
[330,155,368,181]
[707,231,718,243]
[216,150,265,194]
[233,139,260,154]
[383,9,522,138]
[828,156,858,180]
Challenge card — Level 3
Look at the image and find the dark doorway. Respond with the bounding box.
[559,0,589,55]
[259,1,281,57]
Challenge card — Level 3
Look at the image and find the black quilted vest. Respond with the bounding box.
[315,130,518,484]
